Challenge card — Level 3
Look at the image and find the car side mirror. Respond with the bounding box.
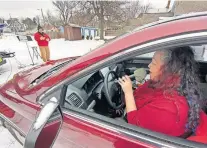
[24,97,62,148]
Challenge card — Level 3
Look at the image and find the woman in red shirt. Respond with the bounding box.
[118,46,206,137]
[34,25,51,62]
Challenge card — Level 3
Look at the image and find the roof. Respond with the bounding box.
[81,26,98,30]
[133,11,207,32]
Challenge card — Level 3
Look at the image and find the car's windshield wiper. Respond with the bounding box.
[40,59,73,80]
[31,59,74,86]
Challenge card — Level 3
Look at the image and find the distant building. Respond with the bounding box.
[147,0,175,14]
[112,0,207,36]
[81,27,98,39]
[64,24,82,41]
[174,1,207,15]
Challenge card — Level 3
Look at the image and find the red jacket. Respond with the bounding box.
[127,81,189,136]
[34,32,50,46]
[127,81,207,143]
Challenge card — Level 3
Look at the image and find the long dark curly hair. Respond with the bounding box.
[150,46,205,132]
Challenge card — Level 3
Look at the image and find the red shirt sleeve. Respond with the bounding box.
[45,33,50,41]
[127,100,186,136]
[34,33,40,42]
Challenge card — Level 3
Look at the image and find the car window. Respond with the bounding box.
[136,45,207,62]
[137,52,154,58]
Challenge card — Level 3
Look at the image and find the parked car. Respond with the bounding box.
[1,12,207,148]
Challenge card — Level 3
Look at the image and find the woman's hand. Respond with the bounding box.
[118,75,133,95]
[40,36,45,40]
[118,75,137,113]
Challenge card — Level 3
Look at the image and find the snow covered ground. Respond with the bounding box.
[0,34,106,147]
[0,35,105,84]
[0,125,22,148]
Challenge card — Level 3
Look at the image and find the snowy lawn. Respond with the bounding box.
[0,34,106,147]
[0,125,22,148]
[0,35,105,84]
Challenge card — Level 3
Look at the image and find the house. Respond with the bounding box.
[112,0,207,36]
[174,1,207,15]
[44,23,98,41]
[104,1,175,36]
[159,1,207,21]
[147,0,175,14]
[44,23,82,41]
[64,24,82,41]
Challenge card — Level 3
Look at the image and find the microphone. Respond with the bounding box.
[134,68,147,83]
[114,68,147,83]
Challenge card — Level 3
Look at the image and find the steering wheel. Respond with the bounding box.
[103,70,125,110]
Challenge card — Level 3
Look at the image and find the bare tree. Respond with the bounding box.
[124,1,142,19]
[0,17,4,23]
[46,10,62,27]
[52,1,80,26]
[52,1,149,39]
[70,7,96,27]
[81,1,128,40]
[35,15,40,25]
[22,17,36,30]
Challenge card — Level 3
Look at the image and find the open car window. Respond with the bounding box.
[136,45,207,62]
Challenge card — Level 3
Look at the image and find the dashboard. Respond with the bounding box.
[64,67,114,110]
[82,71,103,94]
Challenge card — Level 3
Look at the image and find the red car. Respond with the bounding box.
[1,12,207,148]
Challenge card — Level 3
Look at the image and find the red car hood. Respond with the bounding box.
[13,57,77,92]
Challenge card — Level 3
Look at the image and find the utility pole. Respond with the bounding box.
[37,8,45,25]
[41,8,45,25]
[166,0,171,9]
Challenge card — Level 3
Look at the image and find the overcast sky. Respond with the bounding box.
[0,0,172,19]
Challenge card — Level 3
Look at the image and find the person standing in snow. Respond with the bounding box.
[34,25,51,62]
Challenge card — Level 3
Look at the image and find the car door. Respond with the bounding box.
[57,108,157,148]
[24,32,207,148]
[47,86,156,148]
[0,91,40,145]
[50,33,207,148]
[24,97,62,148]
